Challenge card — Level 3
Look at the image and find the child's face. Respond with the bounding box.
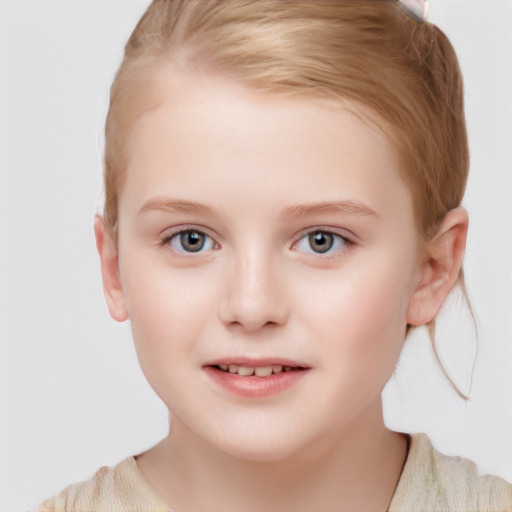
[108,72,423,461]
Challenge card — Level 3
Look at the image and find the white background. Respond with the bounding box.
[0,1,511,510]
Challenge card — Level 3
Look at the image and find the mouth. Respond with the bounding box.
[212,363,306,377]
[203,360,310,398]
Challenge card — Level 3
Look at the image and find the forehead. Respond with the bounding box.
[119,70,414,226]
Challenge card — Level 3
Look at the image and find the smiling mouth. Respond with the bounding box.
[211,364,307,377]
[204,361,309,397]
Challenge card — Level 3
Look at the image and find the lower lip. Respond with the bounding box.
[203,366,309,398]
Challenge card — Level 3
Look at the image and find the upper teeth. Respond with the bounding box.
[218,364,291,377]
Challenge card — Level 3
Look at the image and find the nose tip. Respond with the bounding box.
[224,301,286,332]
[218,259,288,331]
[226,314,280,333]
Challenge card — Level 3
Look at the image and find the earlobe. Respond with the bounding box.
[93,215,129,322]
[406,207,468,326]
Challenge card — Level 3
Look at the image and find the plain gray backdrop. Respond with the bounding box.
[0,1,511,510]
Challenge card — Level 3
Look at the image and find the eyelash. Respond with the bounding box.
[160,227,354,257]
[160,228,218,255]
[293,229,353,258]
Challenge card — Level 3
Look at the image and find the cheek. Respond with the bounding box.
[297,251,414,373]
[119,255,219,373]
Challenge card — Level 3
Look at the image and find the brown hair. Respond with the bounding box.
[103,0,470,395]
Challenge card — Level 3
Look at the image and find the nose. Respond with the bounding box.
[218,247,289,331]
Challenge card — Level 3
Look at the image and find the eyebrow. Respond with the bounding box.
[139,198,378,220]
[278,200,379,222]
[139,198,218,217]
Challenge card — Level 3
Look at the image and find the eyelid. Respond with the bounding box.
[160,225,220,253]
[158,225,355,257]
[293,225,356,243]
[291,226,356,256]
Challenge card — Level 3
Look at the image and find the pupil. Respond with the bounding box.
[181,231,205,252]
[309,231,333,253]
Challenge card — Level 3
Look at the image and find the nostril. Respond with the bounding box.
[217,270,289,330]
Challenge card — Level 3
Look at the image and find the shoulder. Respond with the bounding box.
[38,456,168,512]
[390,433,512,512]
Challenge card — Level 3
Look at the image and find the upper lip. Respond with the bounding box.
[204,357,311,368]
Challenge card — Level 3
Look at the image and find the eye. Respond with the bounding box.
[165,229,216,254]
[294,230,348,255]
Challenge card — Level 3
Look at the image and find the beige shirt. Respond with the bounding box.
[40,434,512,512]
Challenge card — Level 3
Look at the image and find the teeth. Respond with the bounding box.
[217,364,291,377]
[237,366,255,376]
[255,366,273,377]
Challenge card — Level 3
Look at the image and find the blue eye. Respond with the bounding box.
[167,230,216,253]
[295,230,347,255]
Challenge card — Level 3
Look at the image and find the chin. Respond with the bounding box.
[218,437,303,463]
[204,420,322,463]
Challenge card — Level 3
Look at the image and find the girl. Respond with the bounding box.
[38,0,511,510]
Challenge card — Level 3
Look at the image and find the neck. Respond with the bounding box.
[137,400,407,512]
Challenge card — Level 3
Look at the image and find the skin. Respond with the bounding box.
[95,71,468,511]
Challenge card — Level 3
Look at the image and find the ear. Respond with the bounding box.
[94,215,129,322]
[406,207,468,326]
